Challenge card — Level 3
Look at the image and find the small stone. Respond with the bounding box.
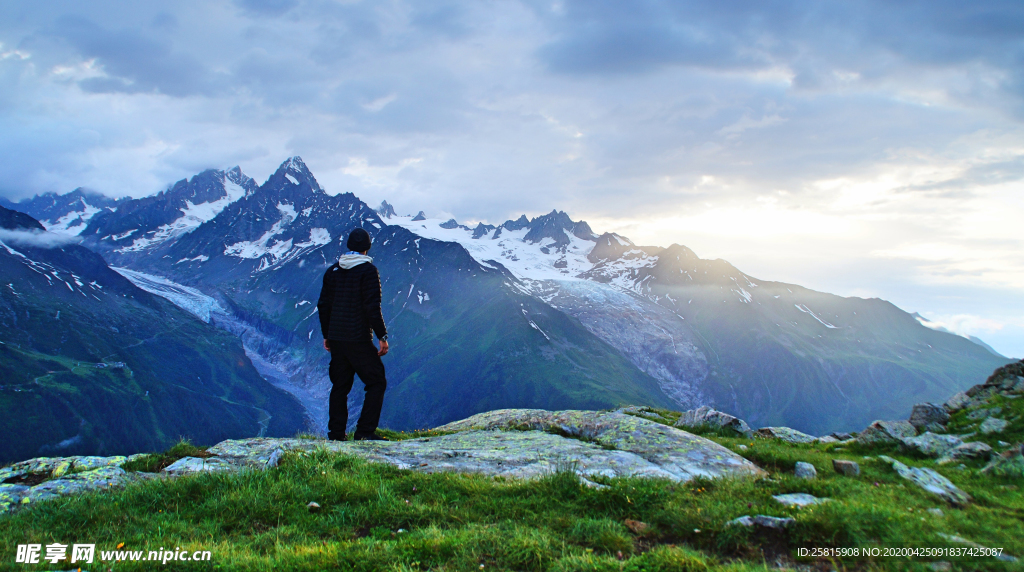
[307,501,321,512]
[794,462,817,480]
[938,441,993,464]
[833,459,860,477]
[998,441,1010,447]
[944,392,970,412]
[725,515,795,529]
[909,403,950,430]
[736,444,748,451]
[772,493,830,507]
[930,561,952,572]
[979,417,1009,434]
[926,508,944,517]
[830,432,853,441]
[815,436,839,444]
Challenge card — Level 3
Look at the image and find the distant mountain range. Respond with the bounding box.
[1,157,1010,440]
[0,204,306,463]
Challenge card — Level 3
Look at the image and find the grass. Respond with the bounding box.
[121,439,213,473]
[2,432,1022,572]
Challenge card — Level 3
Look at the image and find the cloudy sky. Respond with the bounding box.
[2,0,1022,356]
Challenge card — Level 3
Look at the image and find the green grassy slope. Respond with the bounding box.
[1,425,1020,570]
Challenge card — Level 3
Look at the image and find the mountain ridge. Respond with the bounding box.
[3,157,1010,436]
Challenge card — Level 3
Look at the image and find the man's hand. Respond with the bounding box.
[377,339,389,357]
[323,339,331,351]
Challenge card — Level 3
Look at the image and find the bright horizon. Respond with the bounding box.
[1,1,1022,357]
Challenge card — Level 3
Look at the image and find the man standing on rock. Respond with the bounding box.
[317,228,389,441]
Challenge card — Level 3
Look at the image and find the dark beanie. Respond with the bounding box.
[346,228,372,252]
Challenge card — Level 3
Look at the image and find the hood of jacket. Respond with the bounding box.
[337,253,373,269]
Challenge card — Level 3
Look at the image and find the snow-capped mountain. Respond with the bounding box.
[0,204,305,462]
[110,158,672,433]
[0,188,124,236]
[80,166,257,257]
[388,209,1010,433]
[5,157,1009,437]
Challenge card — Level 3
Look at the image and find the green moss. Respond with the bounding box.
[121,439,210,473]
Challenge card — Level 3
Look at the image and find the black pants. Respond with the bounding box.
[328,340,387,439]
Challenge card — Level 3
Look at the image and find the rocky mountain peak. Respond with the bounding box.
[502,215,530,231]
[522,209,596,248]
[587,232,635,263]
[225,166,258,196]
[377,200,397,219]
[268,156,323,194]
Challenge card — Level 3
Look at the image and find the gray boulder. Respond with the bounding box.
[937,442,993,464]
[756,427,817,444]
[900,432,963,458]
[832,459,860,476]
[878,456,971,506]
[909,403,950,432]
[944,392,970,412]
[857,420,917,445]
[674,405,753,436]
[794,462,817,479]
[979,417,1009,434]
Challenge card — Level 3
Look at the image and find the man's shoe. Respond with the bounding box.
[354,433,387,441]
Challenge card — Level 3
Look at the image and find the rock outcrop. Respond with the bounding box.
[0,455,154,512]
[909,403,950,432]
[435,409,765,481]
[673,405,753,436]
[0,408,764,514]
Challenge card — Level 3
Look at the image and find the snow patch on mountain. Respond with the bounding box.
[43,201,102,236]
[116,172,250,253]
[795,303,838,329]
[224,202,296,260]
[391,215,597,283]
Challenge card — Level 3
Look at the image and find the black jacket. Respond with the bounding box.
[317,260,388,342]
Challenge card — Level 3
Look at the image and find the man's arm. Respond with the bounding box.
[362,265,388,342]
[316,267,333,349]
